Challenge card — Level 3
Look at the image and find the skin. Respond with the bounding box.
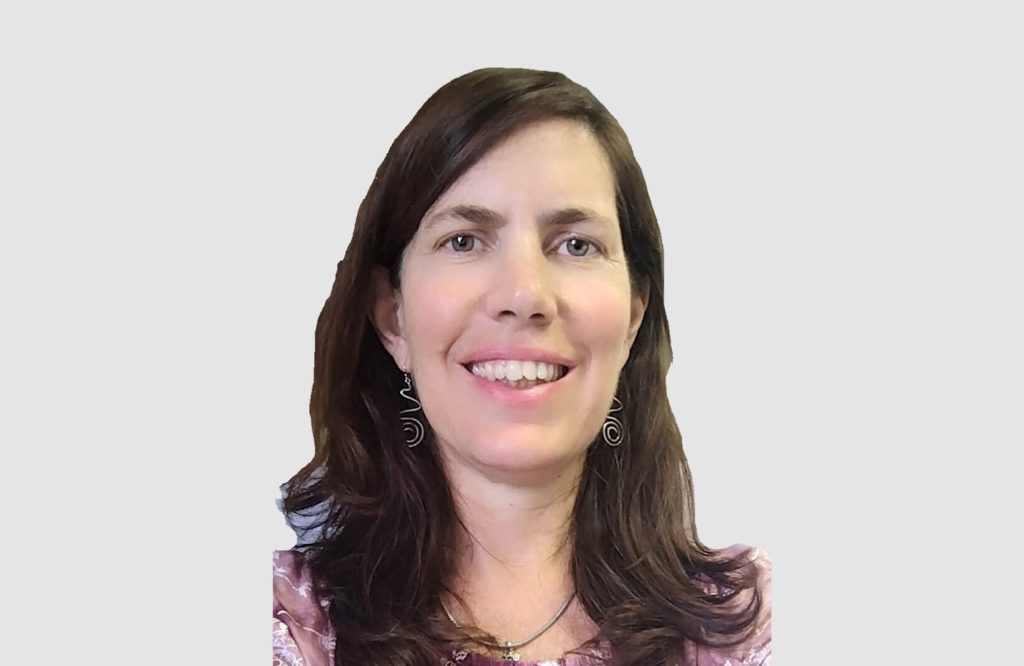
[372,118,648,660]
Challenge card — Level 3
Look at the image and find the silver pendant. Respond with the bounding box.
[501,642,520,661]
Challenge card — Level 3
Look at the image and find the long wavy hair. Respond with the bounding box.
[281,67,763,665]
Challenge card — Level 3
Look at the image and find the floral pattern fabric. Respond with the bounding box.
[272,546,771,665]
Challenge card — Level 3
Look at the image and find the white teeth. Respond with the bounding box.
[466,359,567,386]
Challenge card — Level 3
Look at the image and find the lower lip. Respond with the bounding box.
[462,365,572,406]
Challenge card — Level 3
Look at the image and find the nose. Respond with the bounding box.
[485,232,557,325]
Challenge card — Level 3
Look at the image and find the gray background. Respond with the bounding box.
[2,2,1020,664]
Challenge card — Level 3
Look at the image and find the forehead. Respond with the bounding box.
[422,118,617,224]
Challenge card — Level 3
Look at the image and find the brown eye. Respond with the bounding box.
[564,237,593,257]
[447,234,476,253]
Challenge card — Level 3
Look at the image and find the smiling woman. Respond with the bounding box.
[373,118,642,482]
[275,68,771,666]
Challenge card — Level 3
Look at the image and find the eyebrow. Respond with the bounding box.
[422,204,615,232]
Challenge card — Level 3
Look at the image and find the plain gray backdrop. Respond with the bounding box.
[2,2,1021,664]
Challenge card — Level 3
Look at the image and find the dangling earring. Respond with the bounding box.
[602,395,624,447]
[400,371,425,448]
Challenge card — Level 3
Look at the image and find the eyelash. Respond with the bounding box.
[441,233,601,257]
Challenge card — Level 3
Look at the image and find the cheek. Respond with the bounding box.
[568,287,634,351]
[402,278,476,354]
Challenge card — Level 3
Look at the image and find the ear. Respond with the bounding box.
[369,266,410,372]
[625,278,650,352]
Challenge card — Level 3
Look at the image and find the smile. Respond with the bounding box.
[465,359,568,387]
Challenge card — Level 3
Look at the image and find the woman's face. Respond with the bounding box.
[374,118,647,482]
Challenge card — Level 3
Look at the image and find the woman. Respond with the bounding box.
[275,67,771,666]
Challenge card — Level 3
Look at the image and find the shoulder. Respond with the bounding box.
[684,544,772,666]
[273,550,335,666]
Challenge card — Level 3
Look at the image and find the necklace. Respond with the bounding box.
[440,591,576,661]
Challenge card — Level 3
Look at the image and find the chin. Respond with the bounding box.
[468,431,583,476]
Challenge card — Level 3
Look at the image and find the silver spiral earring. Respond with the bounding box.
[602,395,624,447]
[399,371,425,448]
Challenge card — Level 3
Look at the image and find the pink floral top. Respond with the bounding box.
[273,545,772,666]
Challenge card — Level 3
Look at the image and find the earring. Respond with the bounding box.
[399,371,425,448]
[602,395,624,447]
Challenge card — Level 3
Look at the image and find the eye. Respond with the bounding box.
[560,236,597,257]
[444,233,477,253]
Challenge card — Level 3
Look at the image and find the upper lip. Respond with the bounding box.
[461,347,576,368]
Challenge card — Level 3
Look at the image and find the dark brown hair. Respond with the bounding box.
[282,67,763,665]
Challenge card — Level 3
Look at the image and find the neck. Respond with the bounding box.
[443,454,583,606]
[438,454,602,661]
